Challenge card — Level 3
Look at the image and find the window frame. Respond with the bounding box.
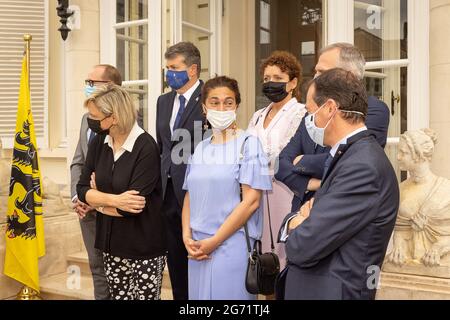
[100,0,162,137]
[327,0,430,146]
[100,0,222,136]
[0,0,49,150]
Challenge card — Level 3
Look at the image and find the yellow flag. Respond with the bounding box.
[3,56,46,292]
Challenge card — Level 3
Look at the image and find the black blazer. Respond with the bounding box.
[280,131,399,300]
[275,96,390,212]
[156,81,206,207]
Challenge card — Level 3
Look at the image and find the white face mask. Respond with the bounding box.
[206,109,237,131]
[305,103,336,147]
[305,103,366,147]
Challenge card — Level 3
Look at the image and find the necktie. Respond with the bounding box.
[173,95,186,131]
[88,129,96,145]
[322,154,333,180]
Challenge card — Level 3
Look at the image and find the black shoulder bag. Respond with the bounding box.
[239,137,280,296]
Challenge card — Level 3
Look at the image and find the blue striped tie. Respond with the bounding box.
[322,154,333,180]
[173,95,186,131]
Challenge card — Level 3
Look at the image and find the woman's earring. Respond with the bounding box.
[232,122,238,136]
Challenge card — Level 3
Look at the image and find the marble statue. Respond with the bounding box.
[0,139,10,219]
[1,139,71,219]
[42,177,72,216]
[387,129,450,267]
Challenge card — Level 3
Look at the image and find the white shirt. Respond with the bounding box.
[169,80,201,135]
[104,122,145,162]
[280,126,369,242]
[329,126,368,157]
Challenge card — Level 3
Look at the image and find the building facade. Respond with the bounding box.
[0,0,449,299]
[1,0,449,185]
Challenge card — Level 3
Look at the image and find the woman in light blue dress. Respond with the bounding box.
[182,76,272,300]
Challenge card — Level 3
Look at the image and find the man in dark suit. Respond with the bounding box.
[275,43,390,212]
[70,64,124,300]
[277,68,399,300]
[156,42,206,300]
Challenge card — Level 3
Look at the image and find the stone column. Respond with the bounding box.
[430,0,450,179]
[65,0,100,172]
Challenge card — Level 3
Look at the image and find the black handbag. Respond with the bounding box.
[243,192,280,296]
[238,137,280,295]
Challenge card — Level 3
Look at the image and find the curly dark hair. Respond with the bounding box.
[261,51,303,101]
[201,76,241,105]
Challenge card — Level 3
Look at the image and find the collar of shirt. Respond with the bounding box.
[170,80,201,134]
[177,79,200,104]
[329,126,368,158]
[104,122,145,161]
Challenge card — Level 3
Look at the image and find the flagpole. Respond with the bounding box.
[24,34,32,87]
[15,34,41,301]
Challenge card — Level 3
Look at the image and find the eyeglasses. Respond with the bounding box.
[85,79,110,87]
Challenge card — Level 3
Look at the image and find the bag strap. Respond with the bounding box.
[239,136,275,255]
[265,191,275,253]
[238,136,253,255]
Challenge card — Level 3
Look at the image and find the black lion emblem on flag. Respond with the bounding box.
[6,117,41,240]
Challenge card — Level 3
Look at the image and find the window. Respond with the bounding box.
[101,0,221,135]
[255,0,325,109]
[163,0,222,84]
[0,0,48,148]
[116,0,149,131]
[354,0,409,180]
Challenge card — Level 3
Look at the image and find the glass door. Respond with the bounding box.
[163,0,221,91]
[354,0,408,180]
[100,0,162,136]
[255,0,325,109]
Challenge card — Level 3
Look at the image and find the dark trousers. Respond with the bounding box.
[162,179,188,300]
[79,212,111,300]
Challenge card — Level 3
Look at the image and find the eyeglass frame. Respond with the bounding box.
[85,79,110,87]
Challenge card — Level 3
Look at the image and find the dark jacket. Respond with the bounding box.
[275,96,390,211]
[156,82,206,207]
[280,131,399,300]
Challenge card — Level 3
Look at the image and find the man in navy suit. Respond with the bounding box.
[275,43,390,212]
[277,68,399,300]
[156,42,206,300]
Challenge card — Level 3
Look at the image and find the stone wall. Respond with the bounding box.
[430,0,450,179]
[0,213,83,300]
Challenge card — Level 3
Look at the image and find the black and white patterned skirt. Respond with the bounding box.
[103,253,167,300]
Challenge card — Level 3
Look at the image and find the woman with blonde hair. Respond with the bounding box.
[77,84,167,300]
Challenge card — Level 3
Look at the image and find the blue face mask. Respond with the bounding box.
[305,103,336,147]
[84,85,97,98]
[166,70,190,90]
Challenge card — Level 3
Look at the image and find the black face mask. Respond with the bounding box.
[262,82,289,103]
[87,116,112,135]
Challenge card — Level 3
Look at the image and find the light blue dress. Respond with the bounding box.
[183,131,272,300]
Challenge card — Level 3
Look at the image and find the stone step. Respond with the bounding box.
[66,251,91,276]
[40,271,173,300]
[64,250,172,297]
[66,250,172,290]
[162,267,171,290]
[40,272,94,300]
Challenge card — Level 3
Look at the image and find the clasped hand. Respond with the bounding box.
[184,236,220,261]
